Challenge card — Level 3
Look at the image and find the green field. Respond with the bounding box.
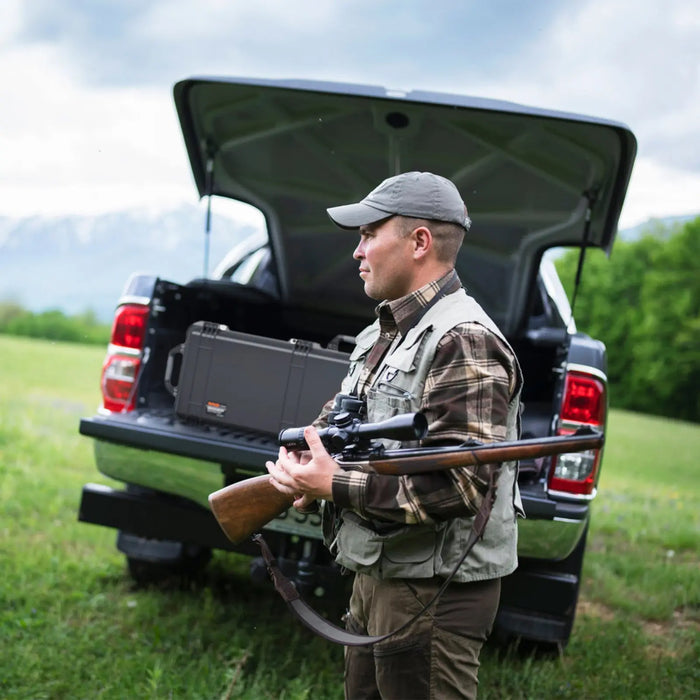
[1,334,698,699]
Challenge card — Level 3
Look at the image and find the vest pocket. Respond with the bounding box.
[335,513,385,569]
[335,512,440,579]
[382,526,440,579]
[365,325,432,427]
[366,385,413,417]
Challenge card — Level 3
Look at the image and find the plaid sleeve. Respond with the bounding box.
[332,323,519,524]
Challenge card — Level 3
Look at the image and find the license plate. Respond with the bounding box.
[263,507,323,539]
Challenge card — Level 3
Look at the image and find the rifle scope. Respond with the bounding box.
[279,412,428,452]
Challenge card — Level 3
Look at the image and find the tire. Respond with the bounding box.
[117,531,212,585]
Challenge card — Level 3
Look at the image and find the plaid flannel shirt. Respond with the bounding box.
[326,269,521,526]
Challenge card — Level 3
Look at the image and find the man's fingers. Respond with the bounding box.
[268,476,296,496]
[266,459,291,485]
[293,493,316,510]
[266,459,297,496]
[303,425,330,457]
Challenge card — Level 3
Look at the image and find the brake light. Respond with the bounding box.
[100,304,149,412]
[548,369,606,498]
[561,372,605,424]
[110,304,148,349]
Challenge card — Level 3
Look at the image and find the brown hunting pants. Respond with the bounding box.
[344,573,500,700]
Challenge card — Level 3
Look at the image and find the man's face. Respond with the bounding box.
[353,217,415,301]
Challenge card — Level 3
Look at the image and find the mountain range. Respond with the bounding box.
[0,206,696,322]
[0,203,261,321]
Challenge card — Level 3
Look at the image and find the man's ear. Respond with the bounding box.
[411,226,433,259]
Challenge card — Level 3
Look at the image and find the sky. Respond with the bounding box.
[1,0,698,229]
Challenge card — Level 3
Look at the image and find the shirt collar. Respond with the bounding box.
[376,269,462,337]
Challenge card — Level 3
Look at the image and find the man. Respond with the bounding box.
[266,171,522,699]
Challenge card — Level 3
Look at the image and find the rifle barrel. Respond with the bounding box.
[342,430,604,476]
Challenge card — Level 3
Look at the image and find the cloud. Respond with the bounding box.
[15,0,564,88]
[618,157,700,228]
[0,17,192,215]
[2,0,698,223]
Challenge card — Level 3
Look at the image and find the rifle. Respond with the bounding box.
[209,411,603,645]
[208,411,604,545]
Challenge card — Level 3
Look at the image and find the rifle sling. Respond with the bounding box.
[252,469,497,646]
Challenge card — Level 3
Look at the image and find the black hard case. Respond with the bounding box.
[171,321,350,434]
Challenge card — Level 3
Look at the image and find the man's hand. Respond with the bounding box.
[265,425,342,509]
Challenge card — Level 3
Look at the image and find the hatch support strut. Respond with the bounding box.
[203,144,216,279]
[569,189,598,322]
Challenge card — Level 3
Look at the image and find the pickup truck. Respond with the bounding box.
[78,76,636,648]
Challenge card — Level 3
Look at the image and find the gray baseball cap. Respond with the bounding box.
[327,171,471,230]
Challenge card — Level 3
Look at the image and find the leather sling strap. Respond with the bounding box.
[253,469,498,646]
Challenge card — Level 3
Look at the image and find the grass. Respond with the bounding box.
[586,410,698,621]
[1,334,698,698]
[478,409,699,699]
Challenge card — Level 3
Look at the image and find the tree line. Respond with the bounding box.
[0,302,110,346]
[555,216,699,423]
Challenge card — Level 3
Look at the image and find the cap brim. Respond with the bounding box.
[326,202,393,229]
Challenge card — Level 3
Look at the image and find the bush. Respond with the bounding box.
[0,303,110,345]
[555,216,700,423]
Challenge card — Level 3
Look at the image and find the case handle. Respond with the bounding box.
[327,334,356,352]
[164,343,184,396]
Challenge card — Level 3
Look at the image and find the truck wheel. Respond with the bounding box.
[117,531,212,585]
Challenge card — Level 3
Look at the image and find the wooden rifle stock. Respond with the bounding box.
[209,475,295,545]
[208,429,604,545]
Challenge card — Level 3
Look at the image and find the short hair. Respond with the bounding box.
[397,216,466,264]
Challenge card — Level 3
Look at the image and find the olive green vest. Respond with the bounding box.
[326,288,523,582]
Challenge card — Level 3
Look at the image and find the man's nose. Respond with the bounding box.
[353,240,365,259]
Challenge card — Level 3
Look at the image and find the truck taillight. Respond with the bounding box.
[548,369,606,498]
[110,304,148,349]
[100,304,149,412]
